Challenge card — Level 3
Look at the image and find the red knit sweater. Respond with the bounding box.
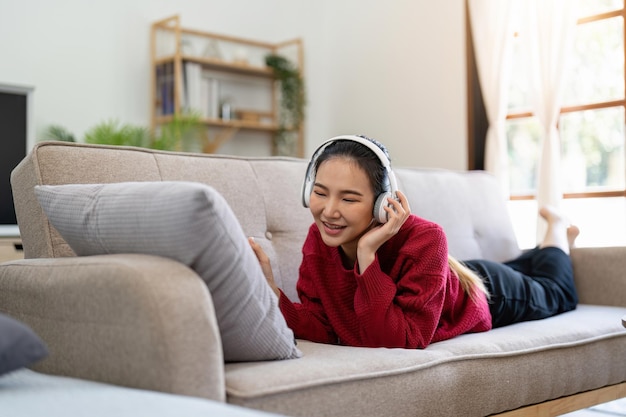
[278,214,492,349]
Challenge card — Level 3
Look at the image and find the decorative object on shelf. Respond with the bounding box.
[180,38,195,55]
[203,39,222,59]
[232,47,249,65]
[265,53,306,156]
[220,97,234,121]
[236,110,262,123]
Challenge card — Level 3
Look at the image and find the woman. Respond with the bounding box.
[249,135,579,349]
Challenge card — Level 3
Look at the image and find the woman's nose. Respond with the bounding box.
[322,198,340,218]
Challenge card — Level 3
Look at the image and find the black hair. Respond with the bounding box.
[314,135,390,196]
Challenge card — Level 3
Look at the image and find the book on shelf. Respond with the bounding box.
[183,62,201,114]
[209,77,220,119]
[182,62,221,120]
[200,73,211,119]
[155,62,175,116]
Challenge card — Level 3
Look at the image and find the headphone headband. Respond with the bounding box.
[301,135,398,223]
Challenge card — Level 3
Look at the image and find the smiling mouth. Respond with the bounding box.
[323,222,344,229]
[322,222,346,234]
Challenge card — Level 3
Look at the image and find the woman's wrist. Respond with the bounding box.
[357,250,376,275]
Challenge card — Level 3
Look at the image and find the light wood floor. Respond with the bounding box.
[562,397,626,416]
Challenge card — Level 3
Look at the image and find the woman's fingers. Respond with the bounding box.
[248,237,267,261]
[248,237,280,298]
[385,190,410,223]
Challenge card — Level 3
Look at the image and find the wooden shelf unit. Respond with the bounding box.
[150,15,304,156]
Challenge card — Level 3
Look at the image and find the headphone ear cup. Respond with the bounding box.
[302,180,312,207]
[373,192,391,223]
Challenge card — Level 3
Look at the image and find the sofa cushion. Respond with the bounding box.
[0,313,48,376]
[225,305,626,416]
[34,181,301,362]
[12,142,522,307]
[395,168,520,262]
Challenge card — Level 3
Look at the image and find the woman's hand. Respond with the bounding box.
[357,190,411,274]
[248,237,281,298]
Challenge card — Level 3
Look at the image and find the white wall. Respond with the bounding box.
[319,0,468,169]
[0,0,468,170]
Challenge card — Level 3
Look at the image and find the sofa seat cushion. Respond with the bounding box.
[225,305,626,417]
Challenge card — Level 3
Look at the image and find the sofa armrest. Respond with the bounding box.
[0,254,225,401]
[571,246,626,306]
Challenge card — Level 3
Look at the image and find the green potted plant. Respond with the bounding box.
[265,53,305,156]
[84,119,151,148]
[43,111,204,153]
[152,111,204,152]
[43,125,76,142]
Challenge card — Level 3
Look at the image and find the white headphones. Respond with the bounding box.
[301,135,399,223]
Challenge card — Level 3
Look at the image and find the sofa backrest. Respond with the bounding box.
[11,141,520,303]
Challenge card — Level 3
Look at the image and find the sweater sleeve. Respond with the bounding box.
[352,225,450,349]
[277,229,338,344]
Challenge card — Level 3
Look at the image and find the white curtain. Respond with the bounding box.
[468,0,516,198]
[521,0,577,241]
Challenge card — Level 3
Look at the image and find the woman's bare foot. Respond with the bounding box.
[567,225,580,249]
[539,206,578,254]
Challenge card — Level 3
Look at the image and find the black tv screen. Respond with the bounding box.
[0,90,28,226]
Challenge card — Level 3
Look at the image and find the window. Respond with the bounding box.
[467,0,626,248]
[506,0,625,199]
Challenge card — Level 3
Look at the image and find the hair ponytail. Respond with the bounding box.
[447,255,490,302]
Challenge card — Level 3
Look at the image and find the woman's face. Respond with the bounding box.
[309,157,375,261]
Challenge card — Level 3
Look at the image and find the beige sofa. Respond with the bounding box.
[2,141,625,417]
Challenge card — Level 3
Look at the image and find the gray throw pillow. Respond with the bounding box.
[35,181,301,362]
[0,313,48,375]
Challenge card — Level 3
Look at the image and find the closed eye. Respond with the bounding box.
[313,182,365,203]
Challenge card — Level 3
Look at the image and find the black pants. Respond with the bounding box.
[464,247,579,328]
